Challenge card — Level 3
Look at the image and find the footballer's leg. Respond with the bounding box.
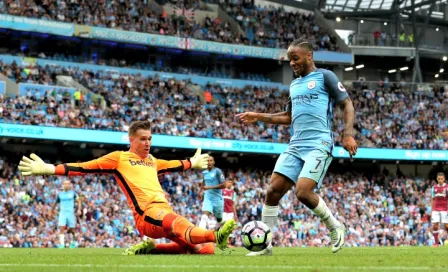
[67,213,76,247]
[162,213,236,250]
[123,238,214,255]
[443,214,448,246]
[124,203,236,255]
[431,211,441,247]
[192,242,215,254]
[123,238,157,255]
[246,152,298,257]
[57,213,68,248]
[199,198,213,229]
[152,241,215,254]
[214,200,224,228]
[295,149,344,253]
[441,212,448,246]
[168,237,215,254]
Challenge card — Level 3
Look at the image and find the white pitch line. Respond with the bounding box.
[0,263,440,270]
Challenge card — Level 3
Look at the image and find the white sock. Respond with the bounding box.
[199,214,209,229]
[59,234,65,246]
[262,204,279,248]
[311,196,341,230]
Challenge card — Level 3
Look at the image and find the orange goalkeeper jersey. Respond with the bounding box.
[54,151,191,216]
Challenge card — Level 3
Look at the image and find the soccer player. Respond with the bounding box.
[18,120,236,255]
[431,172,448,247]
[236,38,357,256]
[222,180,237,223]
[199,156,227,229]
[50,180,81,248]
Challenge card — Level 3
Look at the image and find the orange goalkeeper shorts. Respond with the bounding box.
[134,202,177,239]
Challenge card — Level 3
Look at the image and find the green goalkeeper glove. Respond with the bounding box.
[189,148,209,170]
[18,153,55,176]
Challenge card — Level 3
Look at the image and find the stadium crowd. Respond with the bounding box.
[219,1,339,50]
[0,0,338,50]
[0,155,444,248]
[1,61,447,149]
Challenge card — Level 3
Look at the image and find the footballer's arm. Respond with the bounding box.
[54,151,119,175]
[236,97,292,125]
[50,195,59,217]
[155,148,208,174]
[203,181,228,190]
[18,152,120,177]
[204,170,229,190]
[338,97,355,138]
[323,69,357,157]
[255,111,292,125]
[338,97,358,157]
[155,159,192,174]
[77,194,82,215]
[431,187,434,208]
[233,202,238,221]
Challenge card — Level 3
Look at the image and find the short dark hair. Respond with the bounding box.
[437,172,446,177]
[128,120,151,136]
[289,39,313,52]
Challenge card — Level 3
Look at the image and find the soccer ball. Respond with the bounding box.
[241,221,272,252]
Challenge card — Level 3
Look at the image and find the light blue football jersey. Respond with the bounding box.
[57,191,77,213]
[286,68,349,153]
[202,168,225,201]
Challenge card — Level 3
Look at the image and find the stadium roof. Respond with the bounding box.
[321,0,446,18]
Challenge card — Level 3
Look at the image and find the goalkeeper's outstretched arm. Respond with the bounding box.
[155,148,209,174]
[18,152,120,177]
[19,149,207,177]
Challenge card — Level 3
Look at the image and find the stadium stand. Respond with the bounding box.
[41,52,271,81]
[0,0,339,51]
[0,61,446,149]
[219,2,339,50]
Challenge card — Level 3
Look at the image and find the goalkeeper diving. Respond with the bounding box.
[18,120,236,255]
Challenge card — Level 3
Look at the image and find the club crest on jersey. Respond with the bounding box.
[338,82,346,92]
[307,81,316,89]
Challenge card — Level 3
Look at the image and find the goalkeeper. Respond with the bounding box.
[18,120,236,255]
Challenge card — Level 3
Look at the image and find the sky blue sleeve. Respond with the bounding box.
[217,168,225,183]
[431,187,435,198]
[321,69,349,103]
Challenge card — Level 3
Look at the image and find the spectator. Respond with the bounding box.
[0,154,445,248]
[374,30,381,46]
[204,89,212,104]
[0,61,447,149]
[1,0,340,51]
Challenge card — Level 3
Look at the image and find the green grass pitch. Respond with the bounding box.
[1,247,447,272]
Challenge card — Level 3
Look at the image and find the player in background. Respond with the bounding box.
[222,180,237,247]
[236,38,357,256]
[18,120,236,255]
[50,180,81,248]
[199,156,227,229]
[222,180,238,223]
[431,172,448,247]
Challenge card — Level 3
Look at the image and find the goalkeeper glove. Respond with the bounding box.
[189,148,209,170]
[18,153,55,176]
